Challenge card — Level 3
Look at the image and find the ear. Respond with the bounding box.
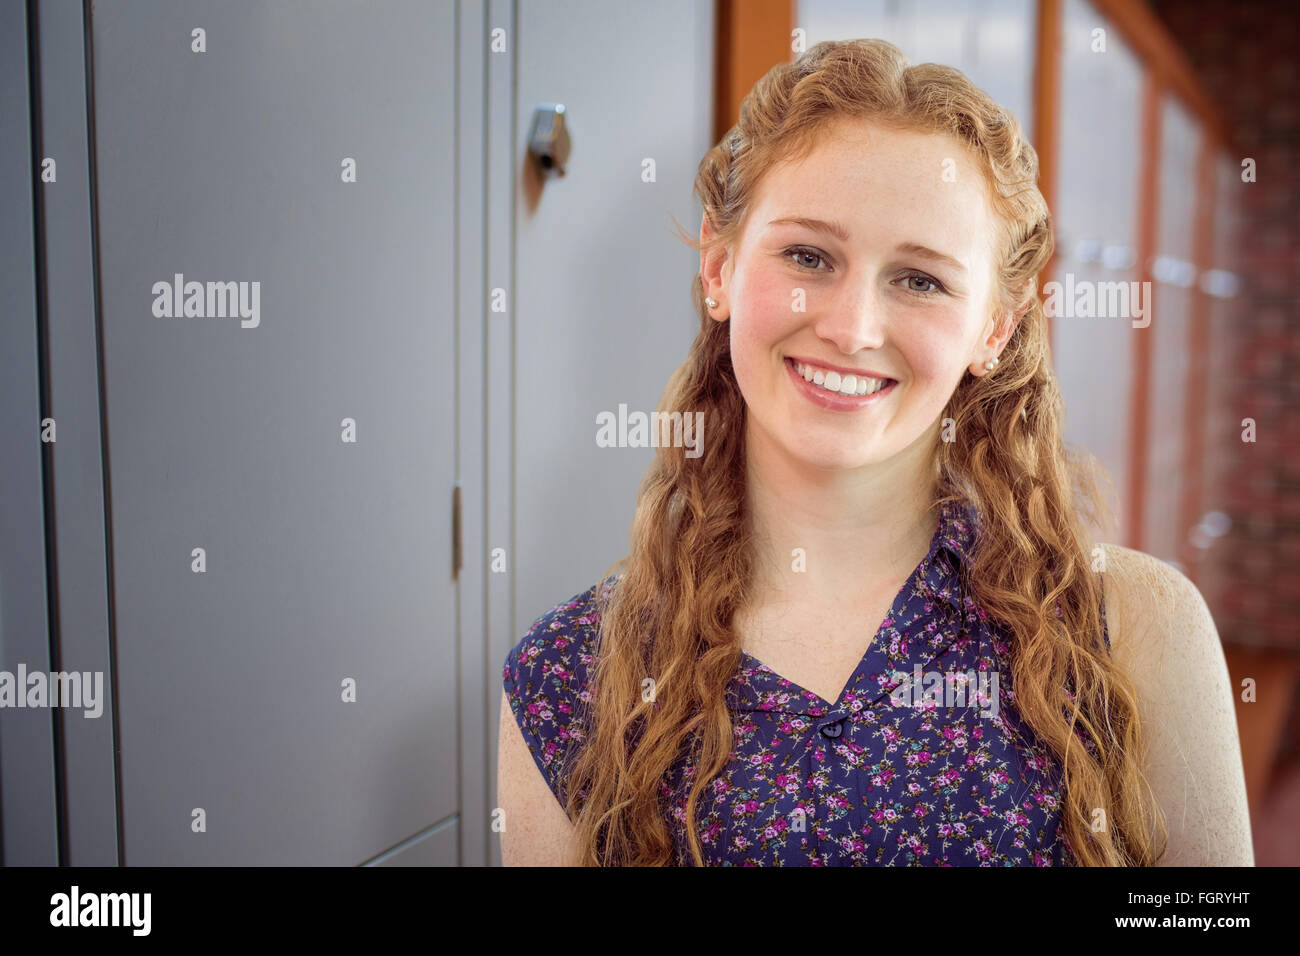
[699,212,730,321]
[970,279,1032,376]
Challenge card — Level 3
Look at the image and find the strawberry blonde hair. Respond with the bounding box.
[564,38,1166,866]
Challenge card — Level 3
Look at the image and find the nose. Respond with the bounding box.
[810,280,887,355]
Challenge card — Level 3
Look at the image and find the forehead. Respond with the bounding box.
[744,119,999,264]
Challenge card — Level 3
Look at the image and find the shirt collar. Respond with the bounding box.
[916,498,981,615]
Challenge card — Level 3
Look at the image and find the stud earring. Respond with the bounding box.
[705,296,718,309]
[984,356,999,372]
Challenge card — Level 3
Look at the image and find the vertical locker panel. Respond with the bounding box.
[511,0,716,628]
[1144,97,1199,566]
[1052,0,1144,541]
[455,0,491,870]
[35,0,121,866]
[0,0,60,866]
[483,0,513,869]
[88,0,459,864]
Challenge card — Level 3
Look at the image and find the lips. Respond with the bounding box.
[783,357,897,410]
[785,355,893,381]
[788,358,895,397]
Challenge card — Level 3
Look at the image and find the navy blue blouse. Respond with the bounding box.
[502,500,1109,866]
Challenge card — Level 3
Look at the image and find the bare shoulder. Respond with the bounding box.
[497,689,578,865]
[1095,543,1254,865]
[1097,544,1222,683]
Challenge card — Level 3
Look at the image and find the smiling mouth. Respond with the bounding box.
[789,358,895,396]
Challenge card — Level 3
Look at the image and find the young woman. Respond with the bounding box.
[498,38,1252,866]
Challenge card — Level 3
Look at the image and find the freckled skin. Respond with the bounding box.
[718,118,1006,471]
[1099,544,1254,866]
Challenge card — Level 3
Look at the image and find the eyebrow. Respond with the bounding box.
[766,217,969,275]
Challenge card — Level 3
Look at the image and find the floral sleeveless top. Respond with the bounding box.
[502,500,1110,866]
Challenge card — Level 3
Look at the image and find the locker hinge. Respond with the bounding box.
[451,481,463,578]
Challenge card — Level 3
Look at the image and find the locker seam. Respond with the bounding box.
[80,0,127,867]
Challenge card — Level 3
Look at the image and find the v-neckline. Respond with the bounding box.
[736,508,948,711]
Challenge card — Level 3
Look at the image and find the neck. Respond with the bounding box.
[743,419,940,610]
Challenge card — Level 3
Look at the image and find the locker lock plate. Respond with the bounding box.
[527,103,571,179]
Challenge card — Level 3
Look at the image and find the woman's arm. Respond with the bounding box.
[1100,543,1254,865]
[496,689,578,866]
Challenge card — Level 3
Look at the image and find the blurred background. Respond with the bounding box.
[1,0,1294,867]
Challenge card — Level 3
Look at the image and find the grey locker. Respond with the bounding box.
[3,0,715,867]
[0,0,60,867]
[85,0,459,865]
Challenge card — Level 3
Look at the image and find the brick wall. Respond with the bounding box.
[1147,0,1300,763]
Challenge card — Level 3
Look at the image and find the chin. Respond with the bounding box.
[787,436,890,471]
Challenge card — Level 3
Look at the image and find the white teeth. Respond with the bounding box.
[795,361,889,396]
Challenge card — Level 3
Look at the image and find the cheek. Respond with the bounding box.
[729,267,795,374]
[899,313,973,396]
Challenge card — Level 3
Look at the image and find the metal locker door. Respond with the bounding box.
[88,0,459,864]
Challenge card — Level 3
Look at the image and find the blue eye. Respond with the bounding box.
[902,273,945,296]
[784,246,830,272]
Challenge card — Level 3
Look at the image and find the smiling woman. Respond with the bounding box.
[497,37,1251,867]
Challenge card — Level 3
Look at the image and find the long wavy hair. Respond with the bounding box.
[565,38,1167,866]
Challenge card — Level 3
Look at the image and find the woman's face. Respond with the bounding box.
[702,118,1016,472]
